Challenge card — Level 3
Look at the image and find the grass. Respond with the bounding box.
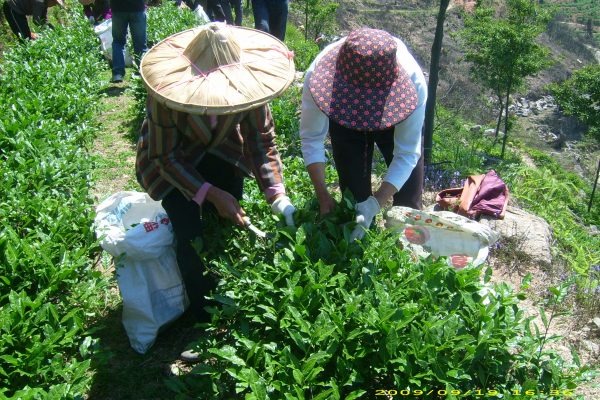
[91,70,141,203]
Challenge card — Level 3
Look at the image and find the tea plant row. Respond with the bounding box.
[0,14,111,399]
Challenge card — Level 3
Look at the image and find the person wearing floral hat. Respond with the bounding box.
[136,23,296,359]
[2,0,64,40]
[299,27,428,240]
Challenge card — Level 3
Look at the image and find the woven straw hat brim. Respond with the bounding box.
[308,44,418,131]
[141,26,295,115]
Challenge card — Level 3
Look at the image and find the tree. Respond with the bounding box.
[423,0,451,165]
[290,0,338,41]
[550,64,600,141]
[459,0,551,158]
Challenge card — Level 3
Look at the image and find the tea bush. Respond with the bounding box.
[169,200,583,399]
[0,14,110,398]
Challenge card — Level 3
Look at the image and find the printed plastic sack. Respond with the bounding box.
[385,206,499,269]
[94,191,188,354]
[436,170,509,220]
[94,19,133,67]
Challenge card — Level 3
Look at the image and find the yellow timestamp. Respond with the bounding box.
[375,389,575,397]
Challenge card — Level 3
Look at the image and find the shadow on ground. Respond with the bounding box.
[87,306,202,400]
[100,86,128,98]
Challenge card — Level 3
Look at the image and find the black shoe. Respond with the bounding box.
[111,74,124,83]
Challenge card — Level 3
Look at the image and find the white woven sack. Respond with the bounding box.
[94,191,188,354]
[115,248,187,354]
[194,5,210,24]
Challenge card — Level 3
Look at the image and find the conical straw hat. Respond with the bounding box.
[140,22,296,115]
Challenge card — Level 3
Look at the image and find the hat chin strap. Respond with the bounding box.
[183,23,241,76]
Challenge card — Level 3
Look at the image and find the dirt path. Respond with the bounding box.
[88,76,203,398]
[91,82,140,205]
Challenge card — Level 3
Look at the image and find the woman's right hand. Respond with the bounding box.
[206,186,246,227]
[317,191,336,216]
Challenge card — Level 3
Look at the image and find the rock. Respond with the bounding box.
[582,339,600,356]
[552,133,566,149]
[484,128,503,137]
[480,206,553,266]
[470,125,482,133]
[588,225,599,236]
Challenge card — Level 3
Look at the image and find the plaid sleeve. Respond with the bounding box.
[240,105,286,198]
[146,98,206,200]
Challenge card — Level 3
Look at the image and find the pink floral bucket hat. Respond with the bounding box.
[308,28,418,131]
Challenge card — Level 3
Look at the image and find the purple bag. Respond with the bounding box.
[437,170,509,220]
[468,170,509,219]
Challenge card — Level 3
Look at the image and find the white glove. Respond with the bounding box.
[350,196,381,241]
[271,196,296,227]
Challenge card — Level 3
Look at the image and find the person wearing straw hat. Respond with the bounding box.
[299,27,428,241]
[2,0,64,40]
[136,23,297,345]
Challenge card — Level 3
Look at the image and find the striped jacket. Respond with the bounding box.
[136,96,285,202]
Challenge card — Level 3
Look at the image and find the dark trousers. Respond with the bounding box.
[251,0,288,41]
[329,120,424,210]
[229,0,242,25]
[161,154,244,322]
[206,0,233,24]
[3,2,31,40]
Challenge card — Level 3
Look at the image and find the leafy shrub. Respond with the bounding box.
[285,24,321,72]
[550,64,600,141]
[0,14,110,398]
[164,198,583,399]
[289,0,339,42]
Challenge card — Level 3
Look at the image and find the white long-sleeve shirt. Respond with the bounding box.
[299,37,428,192]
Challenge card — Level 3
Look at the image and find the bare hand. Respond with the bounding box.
[206,186,246,227]
[317,191,336,216]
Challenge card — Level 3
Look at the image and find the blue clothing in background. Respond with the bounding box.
[251,0,287,41]
[110,0,144,13]
[111,6,147,79]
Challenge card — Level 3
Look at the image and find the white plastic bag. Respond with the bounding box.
[94,19,133,67]
[194,5,210,24]
[94,191,188,354]
[385,206,499,269]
